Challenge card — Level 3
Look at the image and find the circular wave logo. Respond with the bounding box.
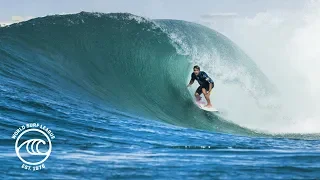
[12,123,55,171]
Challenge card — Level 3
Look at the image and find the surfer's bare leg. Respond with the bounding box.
[202,88,212,107]
[195,93,201,102]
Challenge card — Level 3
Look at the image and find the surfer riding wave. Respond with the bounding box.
[187,65,214,108]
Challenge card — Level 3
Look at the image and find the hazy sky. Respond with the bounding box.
[0,0,308,24]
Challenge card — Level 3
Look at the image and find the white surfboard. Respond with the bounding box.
[195,101,218,112]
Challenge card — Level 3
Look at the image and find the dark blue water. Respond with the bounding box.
[1,12,320,179]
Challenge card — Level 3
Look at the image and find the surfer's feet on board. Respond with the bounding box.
[205,104,213,108]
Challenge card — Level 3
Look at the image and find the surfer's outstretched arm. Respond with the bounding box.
[188,72,197,87]
[187,79,194,87]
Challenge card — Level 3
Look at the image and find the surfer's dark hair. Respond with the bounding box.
[193,65,200,70]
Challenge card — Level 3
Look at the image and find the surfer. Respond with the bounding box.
[187,65,214,108]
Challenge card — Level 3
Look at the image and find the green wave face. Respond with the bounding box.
[0,12,278,136]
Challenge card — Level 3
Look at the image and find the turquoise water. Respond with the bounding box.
[0,12,319,179]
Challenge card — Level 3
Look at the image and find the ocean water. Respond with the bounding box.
[0,12,320,179]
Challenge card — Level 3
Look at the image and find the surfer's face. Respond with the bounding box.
[193,68,200,75]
